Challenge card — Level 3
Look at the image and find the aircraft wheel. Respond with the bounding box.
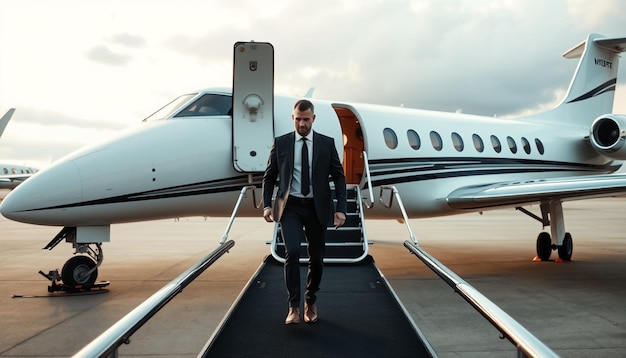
[557,232,573,261]
[62,256,98,286]
[536,232,552,261]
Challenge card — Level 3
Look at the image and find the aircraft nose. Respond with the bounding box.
[0,160,83,225]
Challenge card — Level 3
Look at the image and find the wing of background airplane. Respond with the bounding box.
[0,173,32,190]
[447,173,626,210]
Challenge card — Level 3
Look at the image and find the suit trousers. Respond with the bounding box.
[280,197,326,308]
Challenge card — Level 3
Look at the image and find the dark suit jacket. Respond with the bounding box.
[262,131,347,225]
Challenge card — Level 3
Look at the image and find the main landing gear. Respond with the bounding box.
[535,231,573,262]
[517,200,573,262]
[40,227,109,293]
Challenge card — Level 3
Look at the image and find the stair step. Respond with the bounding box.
[325,229,362,243]
[271,186,367,263]
[274,244,366,260]
[343,214,361,227]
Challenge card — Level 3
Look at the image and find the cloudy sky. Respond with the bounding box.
[1,0,626,169]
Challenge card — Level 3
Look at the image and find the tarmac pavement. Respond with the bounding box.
[1,197,625,357]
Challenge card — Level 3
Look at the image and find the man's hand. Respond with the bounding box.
[333,212,346,228]
[263,207,274,223]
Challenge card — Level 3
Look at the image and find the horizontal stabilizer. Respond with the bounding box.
[594,37,626,53]
[563,35,626,59]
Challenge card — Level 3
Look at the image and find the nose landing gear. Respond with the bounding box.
[39,264,109,293]
[40,227,110,293]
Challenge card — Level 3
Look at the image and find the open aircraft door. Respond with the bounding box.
[232,41,274,173]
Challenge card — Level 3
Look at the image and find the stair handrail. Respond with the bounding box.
[220,185,257,244]
[361,151,375,209]
[73,240,235,358]
[403,240,558,358]
[379,185,418,245]
[377,183,557,357]
[349,185,370,262]
[75,185,259,357]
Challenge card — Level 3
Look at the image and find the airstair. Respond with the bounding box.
[270,185,369,264]
[72,182,559,358]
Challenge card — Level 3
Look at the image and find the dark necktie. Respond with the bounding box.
[301,138,310,196]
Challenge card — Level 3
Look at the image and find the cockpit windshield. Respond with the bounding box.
[144,93,197,121]
[143,93,233,122]
[174,93,232,117]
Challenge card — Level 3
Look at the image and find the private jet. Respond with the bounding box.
[1,33,626,289]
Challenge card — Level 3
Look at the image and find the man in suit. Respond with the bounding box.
[262,99,347,325]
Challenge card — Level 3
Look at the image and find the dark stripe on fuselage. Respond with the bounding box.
[15,158,619,212]
[367,157,615,177]
[364,157,618,188]
[18,175,263,212]
[370,166,577,188]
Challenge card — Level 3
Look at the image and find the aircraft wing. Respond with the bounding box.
[0,174,31,190]
[446,173,626,210]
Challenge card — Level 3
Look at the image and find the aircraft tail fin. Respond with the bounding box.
[0,108,16,138]
[550,34,626,126]
[304,87,315,98]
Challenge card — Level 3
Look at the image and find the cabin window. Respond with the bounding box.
[472,134,484,152]
[383,128,398,149]
[407,130,420,150]
[507,136,517,154]
[2,168,7,175]
[451,132,464,152]
[521,137,531,154]
[430,131,443,151]
[535,138,545,155]
[490,135,502,153]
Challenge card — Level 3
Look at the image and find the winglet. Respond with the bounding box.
[0,108,16,138]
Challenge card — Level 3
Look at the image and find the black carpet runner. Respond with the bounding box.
[202,255,434,358]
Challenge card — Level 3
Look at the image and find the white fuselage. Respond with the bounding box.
[0,91,616,226]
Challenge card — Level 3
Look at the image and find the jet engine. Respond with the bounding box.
[589,114,626,160]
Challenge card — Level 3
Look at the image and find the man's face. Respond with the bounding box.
[293,108,315,136]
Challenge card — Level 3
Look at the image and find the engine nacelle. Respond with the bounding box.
[589,114,626,160]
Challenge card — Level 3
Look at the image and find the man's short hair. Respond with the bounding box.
[294,99,314,113]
